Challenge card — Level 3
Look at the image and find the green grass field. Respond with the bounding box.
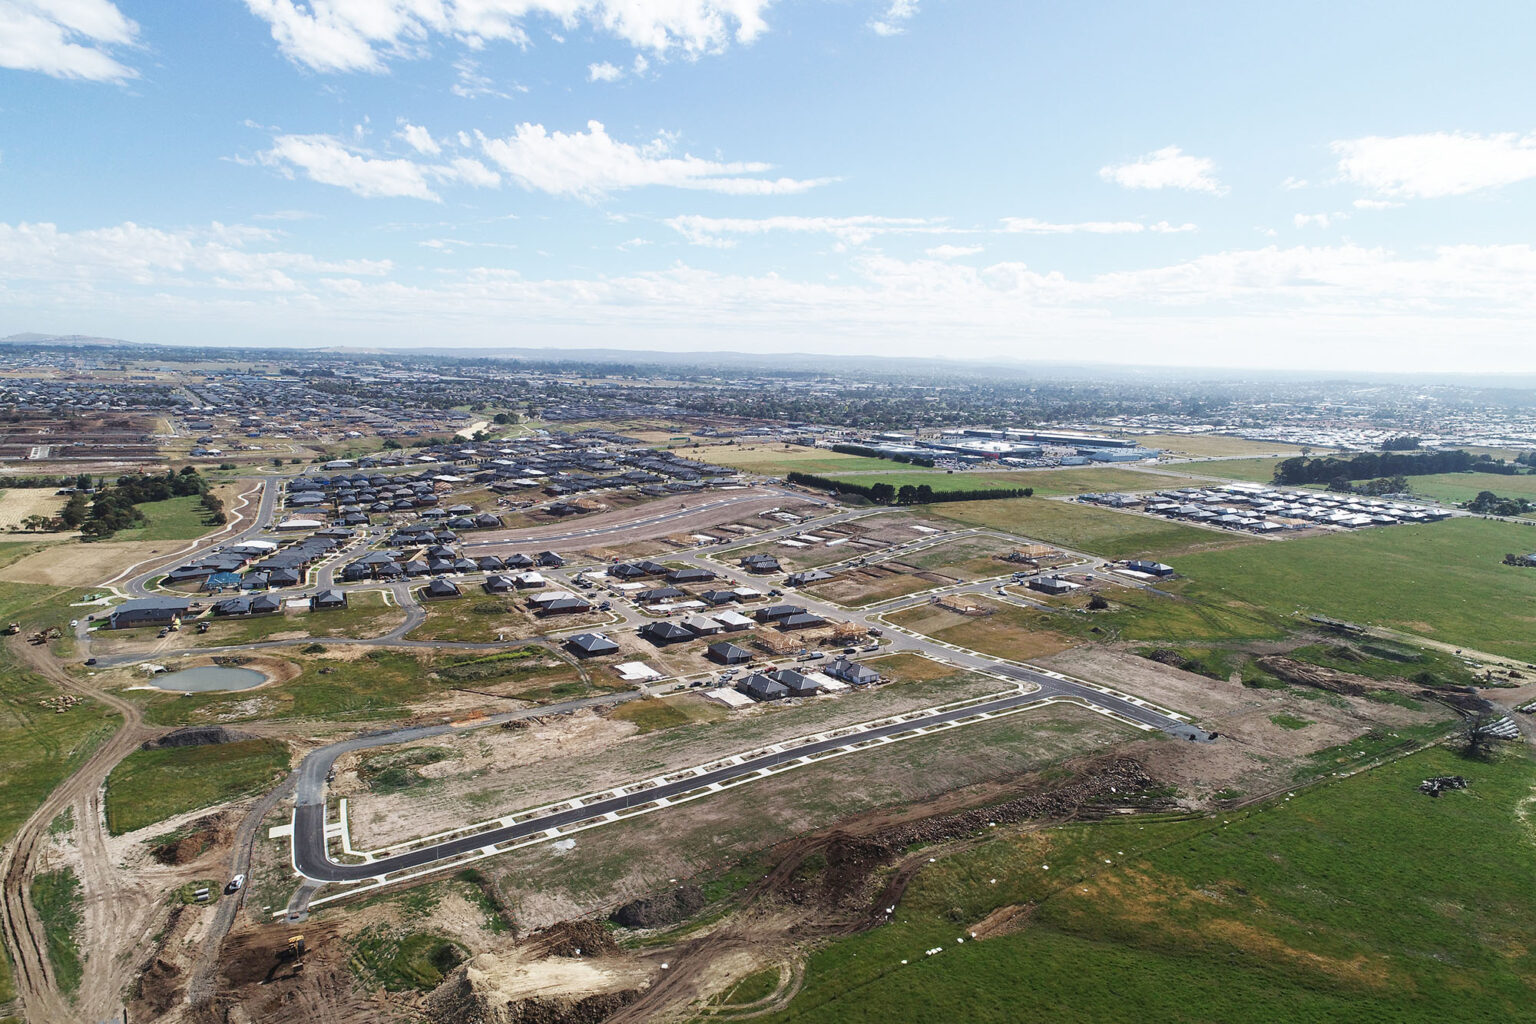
[1175,518,1536,661]
[29,869,83,997]
[1403,471,1536,507]
[927,497,1257,560]
[104,738,290,834]
[755,745,1536,1024]
[1182,456,1290,483]
[110,495,220,542]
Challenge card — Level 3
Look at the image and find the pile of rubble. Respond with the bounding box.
[39,693,83,713]
[1419,776,1468,798]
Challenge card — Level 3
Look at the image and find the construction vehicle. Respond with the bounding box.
[281,934,306,959]
[2,623,18,635]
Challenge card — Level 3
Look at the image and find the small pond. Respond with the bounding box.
[154,666,268,692]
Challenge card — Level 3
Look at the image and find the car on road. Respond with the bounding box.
[843,647,857,654]
[84,657,97,666]
[226,874,245,893]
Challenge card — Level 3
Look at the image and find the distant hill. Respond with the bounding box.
[0,333,137,347]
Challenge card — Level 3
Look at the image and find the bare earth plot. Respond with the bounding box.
[334,662,1014,851]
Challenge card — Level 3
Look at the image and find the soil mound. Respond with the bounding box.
[609,885,705,930]
[142,725,257,750]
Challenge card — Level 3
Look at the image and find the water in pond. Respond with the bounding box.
[155,666,268,692]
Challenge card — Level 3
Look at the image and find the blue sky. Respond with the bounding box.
[3,0,1535,371]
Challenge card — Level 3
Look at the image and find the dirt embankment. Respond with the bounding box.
[425,919,654,1024]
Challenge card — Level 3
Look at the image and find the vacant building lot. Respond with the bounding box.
[1183,456,1289,484]
[1175,517,1536,662]
[885,598,1078,662]
[803,536,1021,607]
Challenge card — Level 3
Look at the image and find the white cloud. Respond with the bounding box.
[1352,198,1403,210]
[452,57,517,99]
[870,0,918,36]
[587,60,622,82]
[0,0,139,81]
[999,217,1196,234]
[243,0,773,73]
[0,219,390,292]
[665,214,949,246]
[632,53,648,74]
[395,122,440,155]
[926,244,982,259]
[1293,212,1345,229]
[1280,176,1309,190]
[479,121,831,200]
[434,156,501,188]
[1099,145,1227,195]
[1333,131,1536,198]
[260,134,444,200]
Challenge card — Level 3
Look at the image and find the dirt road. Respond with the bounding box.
[0,639,170,1024]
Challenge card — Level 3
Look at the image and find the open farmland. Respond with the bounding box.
[927,497,1258,560]
[751,746,1536,1024]
[1175,517,1536,661]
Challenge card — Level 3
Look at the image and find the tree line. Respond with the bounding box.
[788,471,1032,505]
[1273,450,1481,486]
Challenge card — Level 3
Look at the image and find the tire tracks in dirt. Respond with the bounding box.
[0,637,168,1024]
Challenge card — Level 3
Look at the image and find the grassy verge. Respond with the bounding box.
[29,869,83,998]
[105,738,290,835]
[753,744,1536,1024]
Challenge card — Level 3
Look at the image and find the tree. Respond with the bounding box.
[1462,711,1503,760]
[271,457,284,468]
[870,482,896,505]
[1086,593,1109,611]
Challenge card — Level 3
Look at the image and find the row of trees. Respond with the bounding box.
[829,443,936,467]
[1471,490,1535,517]
[787,471,1032,505]
[1273,450,1479,485]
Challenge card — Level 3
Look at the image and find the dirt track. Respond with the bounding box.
[0,638,170,1024]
